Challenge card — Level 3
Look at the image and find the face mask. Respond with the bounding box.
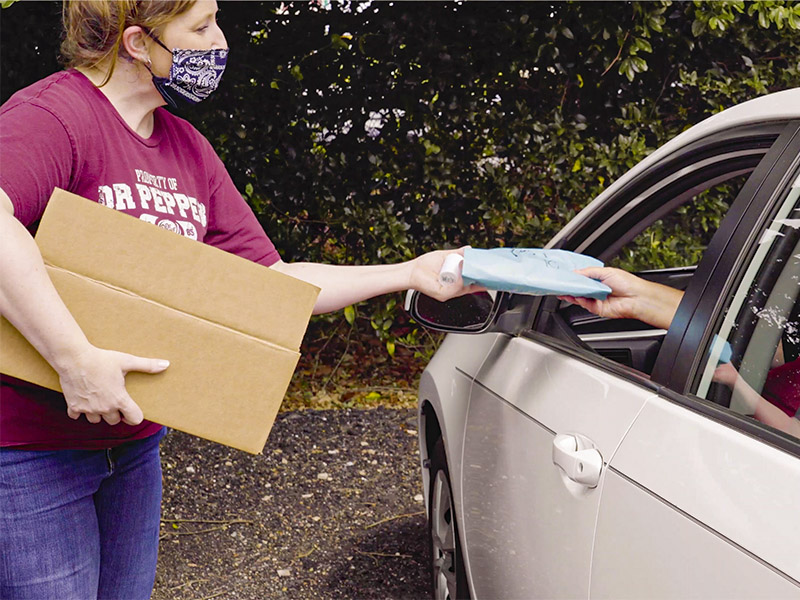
[144,31,228,108]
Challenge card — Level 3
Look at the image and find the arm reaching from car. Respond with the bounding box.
[271,247,483,315]
[0,190,169,426]
[562,265,800,436]
[558,266,684,330]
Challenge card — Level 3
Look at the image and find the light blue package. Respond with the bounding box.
[460,248,611,299]
[711,334,733,364]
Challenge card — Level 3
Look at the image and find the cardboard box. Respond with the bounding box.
[0,189,319,453]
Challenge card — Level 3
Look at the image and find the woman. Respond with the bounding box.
[0,1,475,597]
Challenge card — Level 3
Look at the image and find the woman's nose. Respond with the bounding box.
[211,23,227,50]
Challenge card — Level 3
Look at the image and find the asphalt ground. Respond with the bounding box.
[152,408,431,599]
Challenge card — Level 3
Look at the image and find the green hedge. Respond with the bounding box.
[2,1,799,355]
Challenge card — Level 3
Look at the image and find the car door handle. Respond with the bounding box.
[552,433,603,488]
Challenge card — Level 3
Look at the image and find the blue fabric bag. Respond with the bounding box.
[460,247,611,299]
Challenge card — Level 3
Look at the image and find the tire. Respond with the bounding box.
[428,436,471,600]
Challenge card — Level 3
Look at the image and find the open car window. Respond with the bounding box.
[536,124,787,376]
[566,172,755,375]
[608,173,750,273]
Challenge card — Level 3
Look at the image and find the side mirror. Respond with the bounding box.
[404,289,503,334]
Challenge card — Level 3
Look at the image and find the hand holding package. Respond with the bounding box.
[460,248,611,299]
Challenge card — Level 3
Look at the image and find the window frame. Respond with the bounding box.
[555,123,783,260]
[695,184,800,401]
[651,121,800,456]
[530,122,789,362]
[653,121,800,391]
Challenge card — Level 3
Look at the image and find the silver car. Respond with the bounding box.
[406,88,800,599]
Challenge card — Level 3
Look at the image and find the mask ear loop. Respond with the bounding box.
[135,26,160,75]
[140,26,167,77]
[139,28,178,108]
[141,26,172,54]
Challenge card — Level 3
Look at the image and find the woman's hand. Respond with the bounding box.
[408,247,485,302]
[57,345,169,426]
[559,266,683,330]
[559,267,643,320]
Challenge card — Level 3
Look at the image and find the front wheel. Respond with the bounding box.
[428,436,470,600]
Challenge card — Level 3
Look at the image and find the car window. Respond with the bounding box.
[609,174,749,272]
[694,173,800,443]
[562,162,766,370]
[545,129,784,376]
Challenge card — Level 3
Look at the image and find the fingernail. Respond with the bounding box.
[158,359,170,369]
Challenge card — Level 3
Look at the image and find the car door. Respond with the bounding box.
[460,334,657,599]
[457,120,798,599]
[590,123,800,598]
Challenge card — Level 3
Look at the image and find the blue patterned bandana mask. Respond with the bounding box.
[144,31,228,108]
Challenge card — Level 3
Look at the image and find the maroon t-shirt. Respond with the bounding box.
[0,70,280,449]
[763,357,800,419]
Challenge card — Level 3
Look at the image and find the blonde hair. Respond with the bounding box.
[60,0,195,84]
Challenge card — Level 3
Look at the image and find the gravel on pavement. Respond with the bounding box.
[152,407,431,599]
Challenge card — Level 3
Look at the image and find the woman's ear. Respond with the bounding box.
[121,25,150,64]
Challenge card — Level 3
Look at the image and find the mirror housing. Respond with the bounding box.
[405,289,540,336]
[404,289,504,334]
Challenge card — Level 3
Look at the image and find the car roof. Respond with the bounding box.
[549,87,800,248]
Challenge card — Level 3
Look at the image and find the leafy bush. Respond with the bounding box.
[2,1,799,355]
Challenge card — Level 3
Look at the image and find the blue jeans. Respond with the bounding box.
[0,428,166,600]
